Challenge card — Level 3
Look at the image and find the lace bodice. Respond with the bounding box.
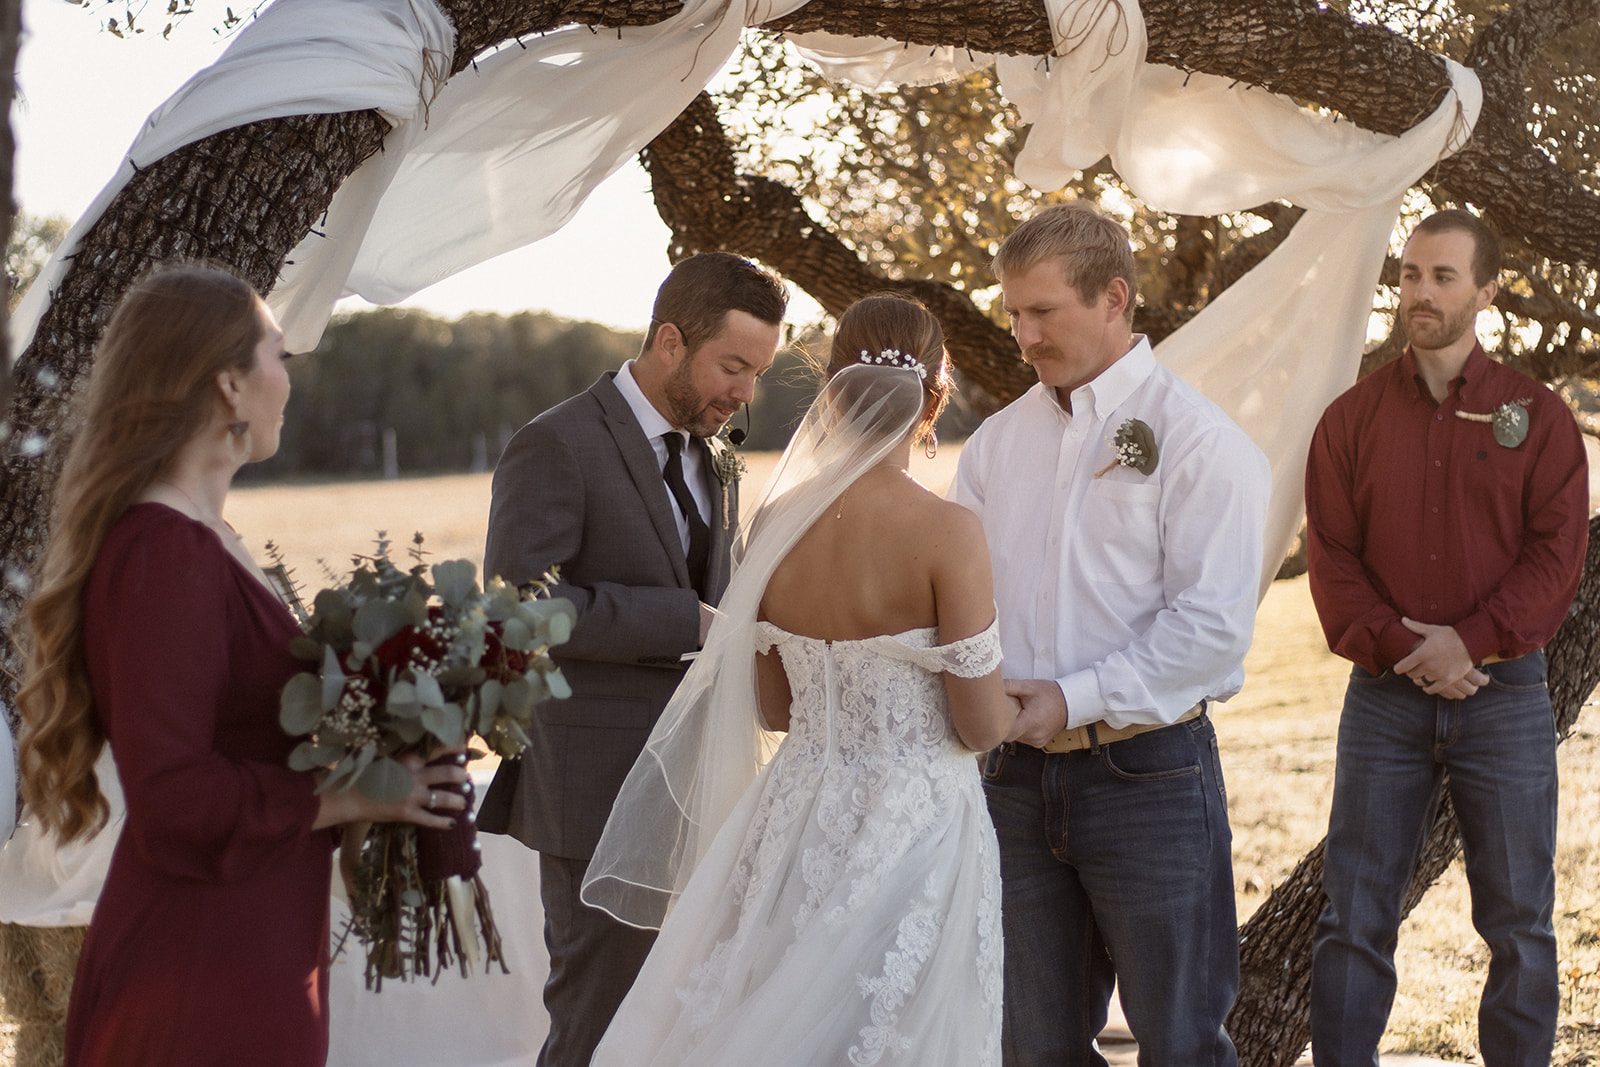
[756,619,1001,771]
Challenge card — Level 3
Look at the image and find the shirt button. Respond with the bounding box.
[1429,554,1438,561]
[1436,413,1444,421]
[1432,506,1440,514]
[1430,603,1438,610]
[1434,459,1442,467]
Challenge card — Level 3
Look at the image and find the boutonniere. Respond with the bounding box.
[1455,398,1531,448]
[710,435,746,529]
[1094,418,1159,478]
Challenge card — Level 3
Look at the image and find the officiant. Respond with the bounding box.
[479,251,786,1066]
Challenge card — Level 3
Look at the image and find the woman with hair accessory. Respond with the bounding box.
[13,264,467,1066]
[584,293,1018,1066]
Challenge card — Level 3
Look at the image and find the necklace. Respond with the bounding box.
[834,486,848,520]
[155,480,238,537]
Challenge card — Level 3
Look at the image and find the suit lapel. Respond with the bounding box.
[591,375,693,590]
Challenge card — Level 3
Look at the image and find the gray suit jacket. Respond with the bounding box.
[480,372,738,860]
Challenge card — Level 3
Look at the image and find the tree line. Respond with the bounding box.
[241,306,981,482]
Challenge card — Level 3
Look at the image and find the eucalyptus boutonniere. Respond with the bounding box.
[1094,417,1159,478]
[709,436,746,529]
[1455,397,1531,448]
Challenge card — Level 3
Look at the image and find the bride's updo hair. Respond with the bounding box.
[825,294,953,445]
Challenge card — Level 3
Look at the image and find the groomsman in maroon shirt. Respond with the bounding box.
[1304,209,1589,1066]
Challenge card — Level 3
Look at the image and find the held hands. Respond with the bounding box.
[1002,679,1069,747]
[313,746,470,831]
[1393,618,1489,698]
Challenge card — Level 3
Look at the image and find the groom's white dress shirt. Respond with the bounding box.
[951,336,1271,731]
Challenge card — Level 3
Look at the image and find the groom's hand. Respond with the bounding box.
[1003,678,1069,747]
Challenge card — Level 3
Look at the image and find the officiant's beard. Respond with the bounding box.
[664,357,735,438]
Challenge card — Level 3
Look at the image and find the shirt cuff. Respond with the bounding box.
[1452,612,1500,665]
[1375,618,1420,672]
[1058,670,1103,730]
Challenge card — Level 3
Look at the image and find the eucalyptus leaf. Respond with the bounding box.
[433,559,479,608]
[387,679,422,719]
[422,701,466,747]
[320,645,347,712]
[501,617,532,653]
[279,673,323,735]
[502,676,536,723]
[518,597,574,635]
[353,598,411,648]
[477,679,503,726]
[357,757,415,804]
[317,752,362,794]
[414,671,446,709]
[288,740,341,772]
[392,716,427,745]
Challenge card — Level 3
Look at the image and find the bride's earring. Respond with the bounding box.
[229,419,250,438]
[924,428,937,460]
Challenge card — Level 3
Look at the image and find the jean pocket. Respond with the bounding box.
[1097,726,1203,783]
[981,744,1009,781]
[1482,659,1548,694]
[1348,666,1394,687]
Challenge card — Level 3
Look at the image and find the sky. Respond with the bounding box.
[11,0,819,332]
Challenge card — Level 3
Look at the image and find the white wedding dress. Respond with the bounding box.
[590,620,1004,1067]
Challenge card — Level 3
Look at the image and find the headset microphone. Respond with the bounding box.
[728,404,750,447]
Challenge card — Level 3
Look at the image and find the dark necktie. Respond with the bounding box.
[661,433,710,599]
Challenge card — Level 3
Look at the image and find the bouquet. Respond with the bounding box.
[277,534,574,988]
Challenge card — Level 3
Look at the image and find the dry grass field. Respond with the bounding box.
[5,450,1598,1063]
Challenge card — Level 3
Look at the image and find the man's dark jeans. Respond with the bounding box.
[983,714,1239,1066]
[1311,652,1559,1067]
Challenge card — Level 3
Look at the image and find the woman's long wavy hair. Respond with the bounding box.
[16,263,264,842]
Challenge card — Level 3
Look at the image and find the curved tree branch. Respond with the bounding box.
[769,0,1600,269]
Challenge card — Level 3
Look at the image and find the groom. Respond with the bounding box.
[482,251,786,1066]
[952,202,1269,1064]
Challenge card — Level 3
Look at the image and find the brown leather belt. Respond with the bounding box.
[1040,702,1205,754]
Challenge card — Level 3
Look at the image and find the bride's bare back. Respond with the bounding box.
[757,462,1013,749]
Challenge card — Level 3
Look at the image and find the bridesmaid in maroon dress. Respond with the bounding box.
[15,264,468,1066]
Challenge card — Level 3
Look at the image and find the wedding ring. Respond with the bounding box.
[427,790,436,808]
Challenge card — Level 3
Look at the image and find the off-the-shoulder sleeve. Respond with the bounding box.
[865,621,1002,676]
[754,621,786,656]
[930,619,1002,678]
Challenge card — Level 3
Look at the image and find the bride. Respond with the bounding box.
[582,293,1018,1066]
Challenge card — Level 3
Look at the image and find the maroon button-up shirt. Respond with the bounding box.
[1305,344,1589,675]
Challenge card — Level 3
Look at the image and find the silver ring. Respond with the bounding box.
[427,790,436,808]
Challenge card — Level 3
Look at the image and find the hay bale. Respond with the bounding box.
[0,924,86,1067]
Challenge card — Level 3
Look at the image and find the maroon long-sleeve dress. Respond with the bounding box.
[65,503,333,1066]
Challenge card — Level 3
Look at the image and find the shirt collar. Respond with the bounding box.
[1399,341,1489,404]
[616,360,679,443]
[1035,335,1156,422]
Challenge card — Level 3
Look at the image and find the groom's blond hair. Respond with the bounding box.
[993,202,1138,324]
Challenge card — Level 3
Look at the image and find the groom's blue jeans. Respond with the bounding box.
[1310,652,1559,1067]
[982,713,1239,1067]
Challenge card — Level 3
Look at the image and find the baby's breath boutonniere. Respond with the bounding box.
[1455,397,1531,448]
[710,435,746,529]
[1094,417,1159,478]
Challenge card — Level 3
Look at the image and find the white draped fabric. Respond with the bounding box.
[799,1,1480,590]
